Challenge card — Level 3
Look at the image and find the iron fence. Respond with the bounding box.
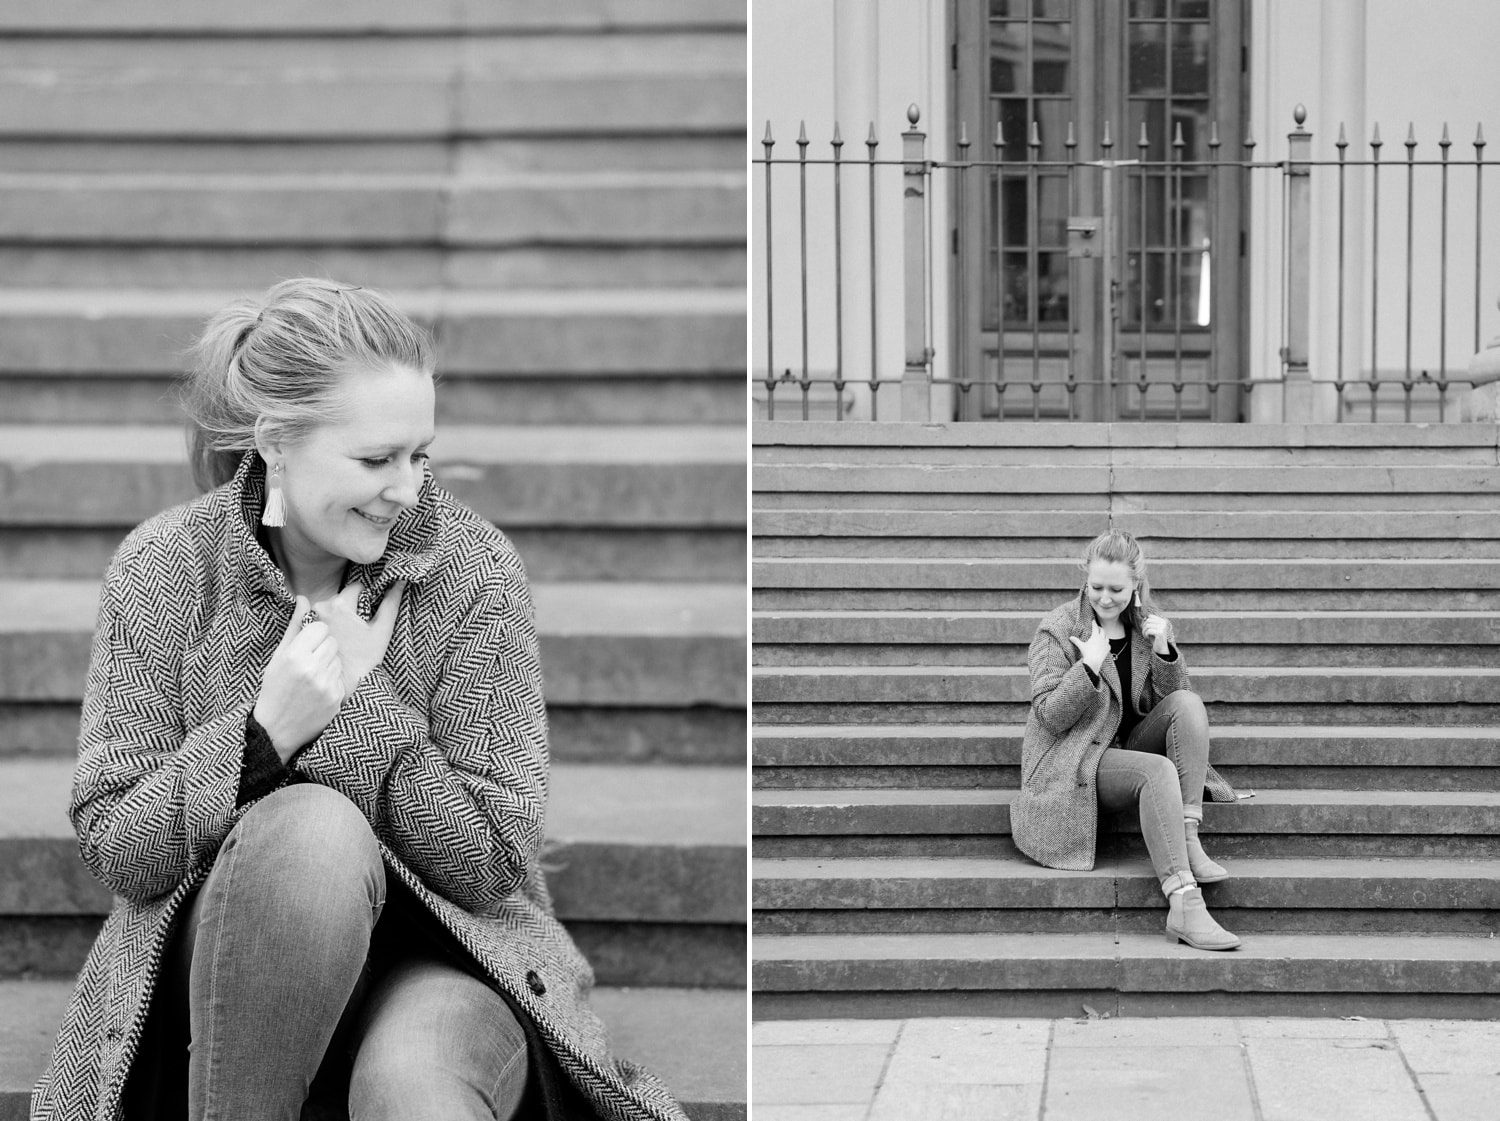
[753,105,1499,422]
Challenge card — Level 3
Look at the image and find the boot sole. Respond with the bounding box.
[1193,870,1230,884]
[1165,928,1241,951]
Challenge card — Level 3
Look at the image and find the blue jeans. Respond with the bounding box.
[1095,690,1212,890]
[123,784,530,1121]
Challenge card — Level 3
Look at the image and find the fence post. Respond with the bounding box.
[901,104,932,422]
[1284,105,1315,423]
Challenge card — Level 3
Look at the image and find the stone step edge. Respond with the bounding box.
[751,420,1500,448]
[752,788,1500,810]
[0,979,746,1117]
[4,758,747,849]
[750,931,1500,993]
[0,580,747,638]
[751,855,1500,908]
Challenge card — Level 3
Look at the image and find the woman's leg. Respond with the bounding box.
[1125,690,1226,881]
[348,955,530,1121]
[181,783,387,1121]
[1123,689,1210,813]
[1095,747,1193,891]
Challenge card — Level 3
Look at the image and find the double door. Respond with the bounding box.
[951,0,1248,421]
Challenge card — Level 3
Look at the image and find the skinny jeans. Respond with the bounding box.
[1094,689,1212,890]
[121,783,530,1121]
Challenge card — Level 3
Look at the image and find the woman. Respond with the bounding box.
[1012,529,1242,951]
[32,280,687,1121]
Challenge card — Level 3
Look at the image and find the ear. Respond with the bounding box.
[252,415,285,462]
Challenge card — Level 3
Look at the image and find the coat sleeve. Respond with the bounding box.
[70,562,250,902]
[1147,619,1191,703]
[1028,625,1106,737]
[291,574,549,916]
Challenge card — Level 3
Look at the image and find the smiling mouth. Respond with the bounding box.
[353,509,395,527]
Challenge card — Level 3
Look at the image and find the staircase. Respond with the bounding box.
[0,6,745,1119]
[752,421,1500,1021]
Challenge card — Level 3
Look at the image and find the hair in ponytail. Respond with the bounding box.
[1079,528,1158,630]
[183,279,435,491]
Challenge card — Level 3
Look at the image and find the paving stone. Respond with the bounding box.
[879,1018,1050,1084]
[1044,1045,1253,1121]
[1051,1017,1241,1047]
[1245,1036,1431,1121]
[870,1082,1039,1121]
[1387,1019,1500,1074]
[1411,1073,1500,1121]
[752,1020,903,1047]
[1235,1017,1392,1039]
[751,1043,892,1106]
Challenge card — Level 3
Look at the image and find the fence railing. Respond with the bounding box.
[753,104,1500,423]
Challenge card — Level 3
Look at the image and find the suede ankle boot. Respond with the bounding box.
[1183,813,1228,883]
[1165,887,1241,951]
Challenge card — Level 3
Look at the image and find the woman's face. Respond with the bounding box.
[272,362,436,570]
[1085,559,1137,626]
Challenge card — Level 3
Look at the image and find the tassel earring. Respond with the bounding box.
[262,461,287,527]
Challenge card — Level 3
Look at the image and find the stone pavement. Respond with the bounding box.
[752,1016,1500,1120]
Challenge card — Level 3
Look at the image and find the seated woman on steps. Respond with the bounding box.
[31,279,688,1121]
[1012,529,1243,952]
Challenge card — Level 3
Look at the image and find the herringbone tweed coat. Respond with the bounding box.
[1011,587,1238,871]
[31,453,688,1121]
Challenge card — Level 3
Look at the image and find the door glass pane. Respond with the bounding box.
[1003,251,1030,320]
[1035,99,1073,160]
[1038,175,1070,245]
[1033,0,1071,16]
[997,97,1030,159]
[1172,102,1211,160]
[1173,0,1210,18]
[1000,176,1028,245]
[1038,252,1070,321]
[1128,99,1167,160]
[1171,21,1211,95]
[990,23,1025,93]
[1129,24,1167,94]
[1126,173,1167,246]
[990,0,1026,16]
[1033,22,1072,93]
[1129,0,1167,17]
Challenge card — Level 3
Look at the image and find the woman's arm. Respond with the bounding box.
[70,568,250,902]
[1028,626,1106,736]
[291,575,548,915]
[1147,618,1191,701]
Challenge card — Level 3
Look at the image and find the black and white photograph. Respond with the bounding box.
[0,3,746,1119]
[751,2,1500,1118]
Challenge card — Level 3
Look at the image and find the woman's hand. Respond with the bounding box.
[1141,613,1172,656]
[1069,619,1111,673]
[253,596,344,761]
[312,581,405,696]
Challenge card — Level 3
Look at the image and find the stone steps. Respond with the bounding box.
[752,788,1500,859]
[0,424,745,580]
[751,557,1500,611]
[753,610,1500,667]
[753,855,1500,934]
[752,665,1500,725]
[0,756,744,987]
[0,979,746,1121]
[0,579,744,764]
[752,724,1500,792]
[751,931,1500,1020]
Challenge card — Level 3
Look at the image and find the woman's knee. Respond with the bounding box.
[217,784,384,915]
[350,959,529,1121]
[1159,689,1208,729]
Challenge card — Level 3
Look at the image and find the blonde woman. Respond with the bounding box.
[32,280,687,1121]
[1012,529,1242,951]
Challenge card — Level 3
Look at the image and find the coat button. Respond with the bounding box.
[526,969,546,996]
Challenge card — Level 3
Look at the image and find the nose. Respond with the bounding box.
[383,460,422,509]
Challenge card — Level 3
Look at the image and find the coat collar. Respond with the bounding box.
[225,451,444,614]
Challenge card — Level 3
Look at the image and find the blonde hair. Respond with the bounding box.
[1080,529,1158,627]
[183,279,435,490]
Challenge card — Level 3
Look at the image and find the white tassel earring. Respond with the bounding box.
[262,461,287,527]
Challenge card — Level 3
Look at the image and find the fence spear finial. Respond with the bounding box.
[832,121,843,148]
[1336,123,1348,150]
[1405,122,1417,152]
[1209,120,1221,150]
[994,120,1005,150]
[763,120,773,145]
[1138,119,1150,149]
[1029,119,1041,148]
[957,120,969,151]
[1101,119,1113,150]
[1370,122,1382,148]
[1065,120,1076,150]
[866,122,878,149]
[797,120,808,146]
[1440,122,1451,150]
[1476,123,1487,150]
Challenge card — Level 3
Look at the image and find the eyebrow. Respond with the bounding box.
[357,436,436,454]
